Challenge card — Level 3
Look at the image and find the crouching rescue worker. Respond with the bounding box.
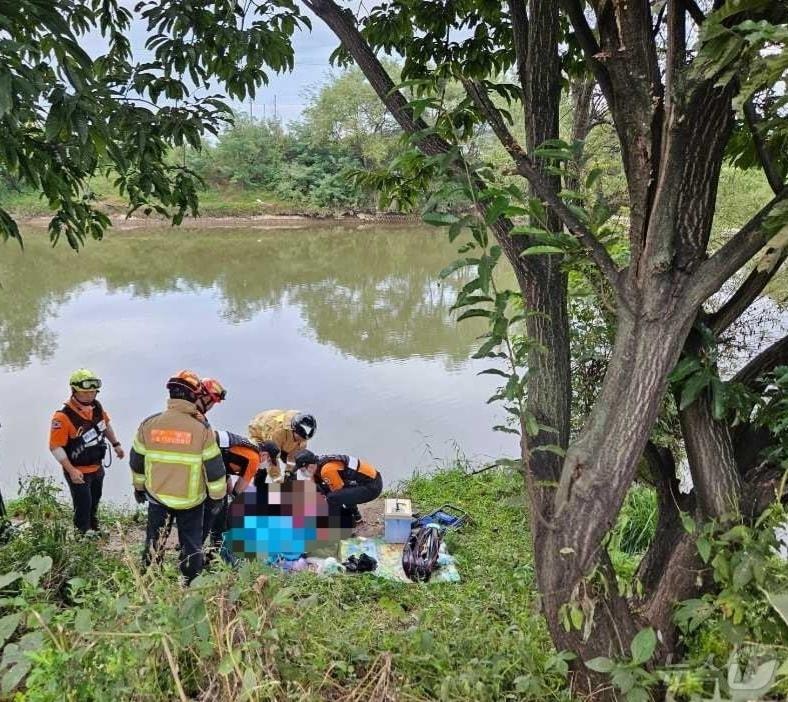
[293,450,382,525]
[248,410,316,481]
[129,371,226,583]
[204,432,279,551]
[49,369,124,535]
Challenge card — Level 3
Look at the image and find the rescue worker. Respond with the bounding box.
[196,377,227,417]
[293,449,382,525]
[129,370,226,583]
[204,433,279,551]
[49,369,124,535]
[247,410,316,481]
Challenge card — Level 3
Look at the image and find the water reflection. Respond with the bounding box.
[0,225,483,368]
[0,224,511,498]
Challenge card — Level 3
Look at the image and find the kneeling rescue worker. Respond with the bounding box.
[248,409,316,481]
[293,450,382,524]
[130,370,227,583]
[49,369,124,535]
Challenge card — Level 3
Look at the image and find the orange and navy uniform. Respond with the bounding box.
[49,399,111,474]
[215,431,261,488]
[314,455,379,493]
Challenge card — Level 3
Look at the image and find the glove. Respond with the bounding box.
[134,490,147,504]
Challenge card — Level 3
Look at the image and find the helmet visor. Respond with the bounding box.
[71,378,102,391]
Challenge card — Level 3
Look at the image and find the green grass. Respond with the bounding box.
[0,469,572,701]
[0,177,330,219]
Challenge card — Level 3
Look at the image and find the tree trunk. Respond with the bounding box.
[535,307,697,694]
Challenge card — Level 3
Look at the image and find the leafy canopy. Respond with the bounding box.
[0,0,309,248]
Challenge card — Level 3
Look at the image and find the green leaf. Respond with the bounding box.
[585,167,603,190]
[521,245,565,256]
[532,444,566,457]
[679,371,711,410]
[585,657,615,673]
[0,73,12,118]
[422,211,459,227]
[710,377,726,420]
[696,536,712,563]
[0,614,20,648]
[763,590,788,627]
[1,660,31,695]
[680,512,696,534]
[438,257,478,278]
[0,572,21,590]
[23,555,52,587]
[456,308,491,322]
[218,653,236,675]
[477,368,509,378]
[630,627,656,665]
[74,608,92,634]
[523,413,539,437]
[669,357,702,384]
[732,558,752,589]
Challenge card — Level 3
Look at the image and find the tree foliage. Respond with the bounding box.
[0,0,308,247]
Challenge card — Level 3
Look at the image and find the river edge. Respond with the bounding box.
[16,212,424,232]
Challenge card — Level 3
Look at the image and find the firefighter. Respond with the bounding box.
[49,369,124,535]
[129,370,226,583]
[247,410,316,481]
[292,449,382,525]
[196,377,227,417]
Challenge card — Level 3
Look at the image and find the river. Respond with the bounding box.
[0,222,514,502]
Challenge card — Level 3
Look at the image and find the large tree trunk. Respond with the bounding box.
[535,307,696,694]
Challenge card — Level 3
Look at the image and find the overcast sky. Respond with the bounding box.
[80,5,341,124]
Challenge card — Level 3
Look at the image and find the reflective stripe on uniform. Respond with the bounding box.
[347,456,360,471]
[132,437,148,455]
[206,475,227,500]
[131,471,145,489]
[143,449,204,510]
[216,430,230,448]
[202,443,221,460]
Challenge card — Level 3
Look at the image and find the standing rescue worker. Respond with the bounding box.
[204,432,279,550]
[196,377,227,417]
[247,410,316,481]
[293,450,382,525]
[129,370,226,583]
[49,369,124,535]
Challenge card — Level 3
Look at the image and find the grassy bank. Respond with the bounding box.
[0,177,332,219]
[0,469,572,701]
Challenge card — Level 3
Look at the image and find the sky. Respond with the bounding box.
[80,4,342,125]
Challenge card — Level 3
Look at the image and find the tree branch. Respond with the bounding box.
[508,0,529,110]
[732,333,788,389]
[688,189,788,309]
[558,0,614,106]
[680,0,706,26]
[744,100,785,196]
[463,78,623,294]
[709,247,788,335]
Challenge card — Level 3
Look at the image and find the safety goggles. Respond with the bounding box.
[201,379,227,403]
[71,378,102,391]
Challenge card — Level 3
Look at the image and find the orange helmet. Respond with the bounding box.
[201,377,227,404]
[166,369,203,395]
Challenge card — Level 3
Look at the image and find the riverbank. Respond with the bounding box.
[16,211,422,233]
[0,467,570,701]
[2,182,422,224]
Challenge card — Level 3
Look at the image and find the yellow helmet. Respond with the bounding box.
[69,368,101,391]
